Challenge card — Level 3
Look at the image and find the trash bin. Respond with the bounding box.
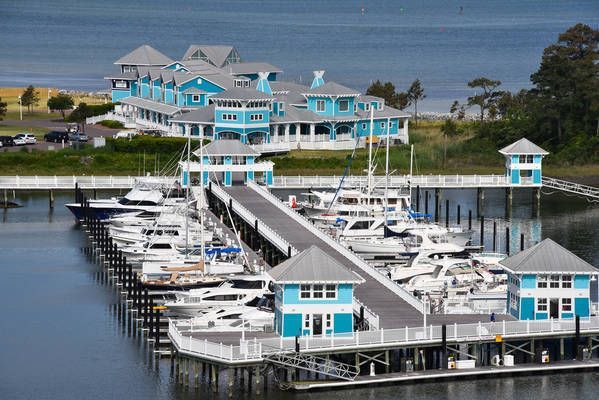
[401,358,414,373]
[503,355,515,366]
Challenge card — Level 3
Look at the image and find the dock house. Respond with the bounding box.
[503,238,598,320]
[268,245,364,337]
[179,140,273,187]
[499,138,549,186]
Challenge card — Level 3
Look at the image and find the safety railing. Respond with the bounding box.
[271,174,513,188]
[210,183,299,256]
[542,176,599,200]
[247,180,423,311]
[169,316,599,363]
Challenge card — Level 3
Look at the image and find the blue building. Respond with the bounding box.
[268,245,364,337]
[103,44,410,150]
[503,238,598,320]
[180,140,273,187]
[499,138,549,186]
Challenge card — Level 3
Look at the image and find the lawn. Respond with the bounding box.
[0,87,107,121]
[0,124,49,139]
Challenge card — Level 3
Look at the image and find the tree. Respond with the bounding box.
[466,77,502,122]
[440,119,460,137]
[450,100,466,120]
[21,85,40,113]
[68,103,92,132]
[47,93,74,119]
[407,79,426,126]
[530,23,599,143]
[366,80,410,110]
[0,97,7,121]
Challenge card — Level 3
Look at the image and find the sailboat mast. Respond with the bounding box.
[185,130,191,259]
[200,130,205,260]
[409,144,414,206]
[367,107,374,196]
[384,117,390,224]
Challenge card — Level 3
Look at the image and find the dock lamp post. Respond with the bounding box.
[18,95,22,121]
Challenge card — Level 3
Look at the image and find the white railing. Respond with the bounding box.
[272,174,513,188]
[353,297,380,330]
[543,176,599,200]
[169,316,599,363]
[85,112,135,126]
[298,141,358,151]
[250,142,291,154]
[210,184,299,256]
[0,175,176,190]
[247,181,423,311]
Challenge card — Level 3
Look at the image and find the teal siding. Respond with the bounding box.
[536,312,548,320]
[561,312,574,319]
[574,275,589,289]
[282,313,302,337]
[333,313,353,334]
[533,169,541,184]
[511,169,520,184]
[111,90,130,102]
[521,275,536,289]
[520,297,535,320]
[282,283,353,305]
[355,118,400,137]
[575,297,590,317]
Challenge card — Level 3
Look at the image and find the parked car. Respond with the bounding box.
[113,130,138,139]
[12,136,27,146]
[0,136,15,146]
[44,131,69,143]
[14,133,37,144]
[65,122,79,133]
[68,132,88,142]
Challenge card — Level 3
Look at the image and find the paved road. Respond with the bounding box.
[0,118,118,152]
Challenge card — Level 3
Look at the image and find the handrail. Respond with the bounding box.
[247,180,423,311]
[169,316,599,363]
[353,297,380,330]
[542,176,599,200]
[210,184,299,255]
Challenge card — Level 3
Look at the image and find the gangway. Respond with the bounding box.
[266,351,359,381]
[542,177,599,201]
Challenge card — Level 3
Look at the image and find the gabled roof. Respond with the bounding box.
[114,45,173,66]
[119,97,181,116]
[268,245,364,284]
[271,105,321,123]
[269,81,310,94]
[104,71,138,80]
[175,59,235,89]
[359,95,384,103]
[182,45,239,68]
[500,238,597,274]
[170,104,215,124]
[210,88,274,101]
[499,138,549,155]
[194,140,259,157]
[306,81,360,97]
[355,105,410,119]
[228,62,282,75]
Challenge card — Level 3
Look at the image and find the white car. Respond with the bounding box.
[15,133,37,144]
[113,130,138,139]
[12,136,27,146]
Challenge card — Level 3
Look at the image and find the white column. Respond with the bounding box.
[295,123,301,142]
[199,124,205,139]
[184,124,191,138]
[309,124,315,143]
[284,124,290,143]
[403,118,409,144]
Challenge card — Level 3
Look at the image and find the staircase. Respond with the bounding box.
[542,177,599,201]
[265,352,359,381]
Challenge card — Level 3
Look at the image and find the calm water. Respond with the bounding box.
[0,190,598,399]
[1,0,598,111]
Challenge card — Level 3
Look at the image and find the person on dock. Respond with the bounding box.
[490,312,496,323]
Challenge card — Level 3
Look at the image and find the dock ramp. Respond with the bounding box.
[542,177,599,202]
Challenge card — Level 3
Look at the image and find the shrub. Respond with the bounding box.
[99,120,124,129]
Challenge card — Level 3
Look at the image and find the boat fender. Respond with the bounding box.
[268,281,275,292]
[491,355,503,366]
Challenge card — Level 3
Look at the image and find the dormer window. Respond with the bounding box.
[338,100,349,112]
[377,102,383,110]
[244,80,250,88]
[365,103,370,111]
[234,79,250,88]
[380,121,385,129]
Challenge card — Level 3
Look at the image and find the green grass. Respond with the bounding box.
[0,124,49,138]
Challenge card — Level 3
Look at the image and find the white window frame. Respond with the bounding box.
[114,80,127,89]
[537,275,547,288]
[325,284,337,299]
[325,313,332,329]
[365,103,370,111]
[312,284,324,299]
[304,313,310,329]
[377,102,383,110]
[191,94,200,103]
[300,284,311,299]
[537,297,547,312]
[299,284,337,300]
[338,100,349,112]
[549,275,560,289]
[362,123,367,130]
[279,102,285,113]
[316,100,325,112]
[380,121,385,129]
[561,275,572,288]
[244,80,250,88]
[562,298,572,312]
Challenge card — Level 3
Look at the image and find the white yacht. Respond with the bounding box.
[164,274,272,316]
[184,300,274,332]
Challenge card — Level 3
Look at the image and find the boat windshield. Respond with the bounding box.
[230,280,264,289]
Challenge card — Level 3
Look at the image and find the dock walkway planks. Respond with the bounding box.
[223,185,424,328]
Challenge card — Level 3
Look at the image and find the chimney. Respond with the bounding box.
[256,72,272,95]
[311,70,325,89]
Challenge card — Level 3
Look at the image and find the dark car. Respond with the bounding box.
[0,136,15,146]
[44,131,70,143]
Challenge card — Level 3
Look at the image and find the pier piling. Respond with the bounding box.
[468,210,472,230]
[480,216,485,248]
[492,221,497,252]
[506,227,510,255]
[457,205,461,225]
[445,199,449,228]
